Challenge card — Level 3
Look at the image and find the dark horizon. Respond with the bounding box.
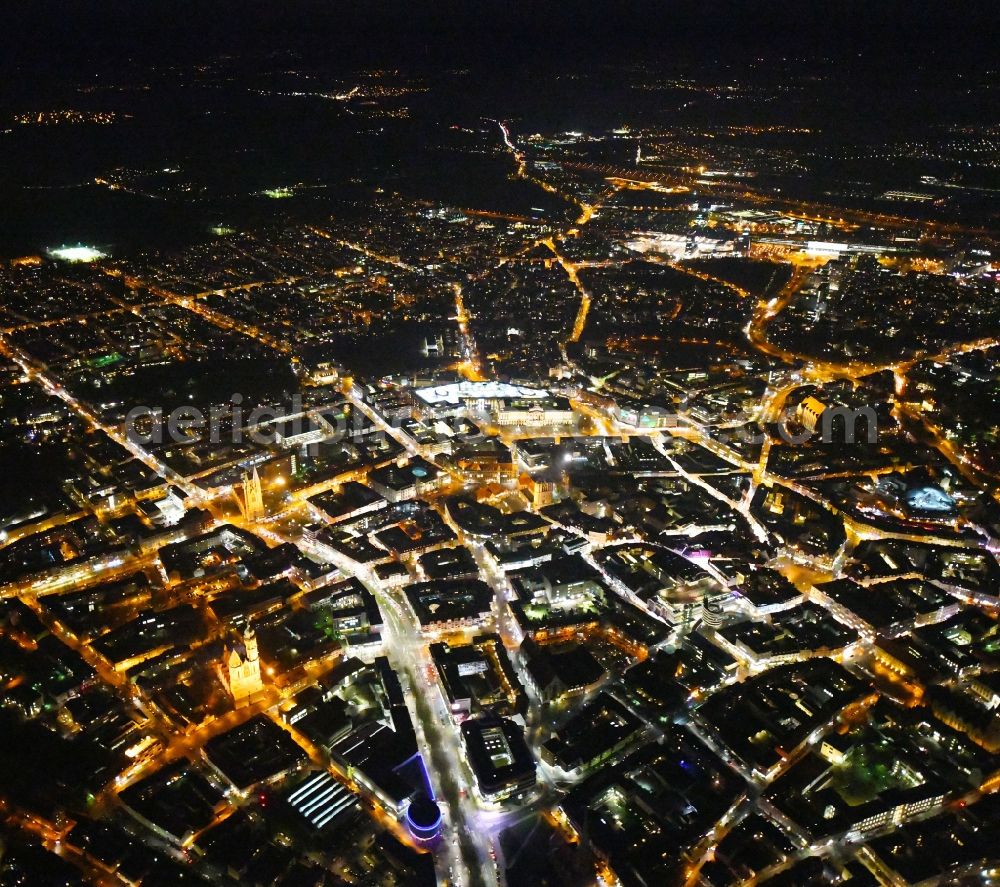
[5,0,999,76]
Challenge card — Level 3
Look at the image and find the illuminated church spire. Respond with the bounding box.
[226,623,263,705]
[235,466,264,521]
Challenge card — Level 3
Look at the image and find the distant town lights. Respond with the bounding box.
[46,245,107,263]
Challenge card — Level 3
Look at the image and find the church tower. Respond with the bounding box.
[226,624,264,705]
[235,466,265,521]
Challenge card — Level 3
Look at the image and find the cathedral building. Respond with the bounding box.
[225,624,264,705]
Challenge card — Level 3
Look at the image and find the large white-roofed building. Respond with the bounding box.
[413,380,576,429]
[414,380,549,406]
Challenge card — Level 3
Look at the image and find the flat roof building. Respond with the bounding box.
[461,716,536,804]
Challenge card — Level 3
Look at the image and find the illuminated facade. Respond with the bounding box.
[226,625,264,705]
[235,467,265,521]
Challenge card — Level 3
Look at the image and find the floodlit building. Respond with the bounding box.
[796,396,827,433]
[234,467,265,521]
[225,625,264,706]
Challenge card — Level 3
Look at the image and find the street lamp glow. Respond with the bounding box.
[47,245,107,263]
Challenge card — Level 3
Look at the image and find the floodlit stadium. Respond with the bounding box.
[46,245,107,263]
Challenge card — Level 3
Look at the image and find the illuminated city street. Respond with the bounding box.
[1,7,1000,887]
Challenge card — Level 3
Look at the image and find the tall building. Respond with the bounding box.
[519,473,556,509]
[235,466,265,521]
[226,624,264,705]
[796,396,827,434]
